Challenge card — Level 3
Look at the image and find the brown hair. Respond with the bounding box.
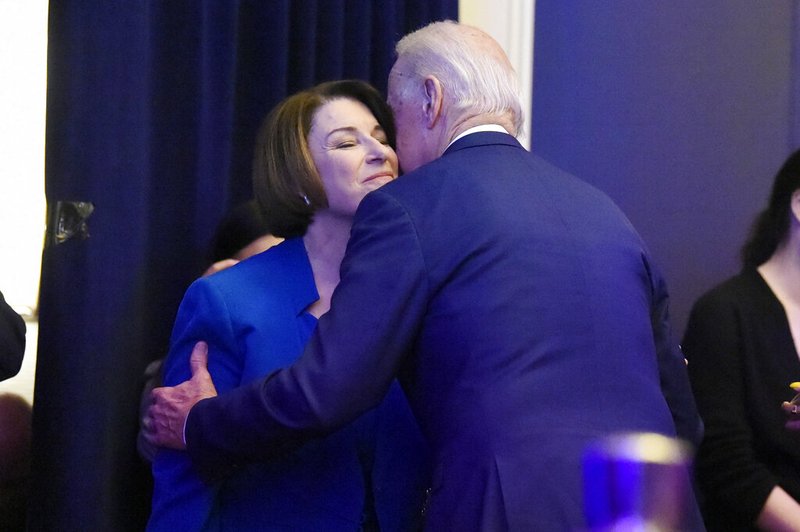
[252,80,396,238]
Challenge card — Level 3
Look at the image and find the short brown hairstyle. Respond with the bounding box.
[253,80,396,238]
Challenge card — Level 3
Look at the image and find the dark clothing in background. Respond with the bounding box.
[683,269,800,531]
[0,291,25,381]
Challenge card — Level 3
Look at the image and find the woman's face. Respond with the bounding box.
[307,98,399,216]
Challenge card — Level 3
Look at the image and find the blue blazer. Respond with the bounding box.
[148,237,428,531]
[185,133,704,530]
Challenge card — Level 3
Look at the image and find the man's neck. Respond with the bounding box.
[446,124,509,151]
[443,113,514,151]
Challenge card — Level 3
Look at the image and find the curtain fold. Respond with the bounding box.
[32,2,456,530]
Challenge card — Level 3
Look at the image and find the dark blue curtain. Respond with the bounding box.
[32,1,457,530]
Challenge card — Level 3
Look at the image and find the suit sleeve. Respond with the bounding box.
[186,190,429,481]
[0,290,25,381]
[647,260,704,448]
[148,278,243,531]
[682,291,777,524]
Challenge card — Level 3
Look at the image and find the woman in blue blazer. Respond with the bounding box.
[147,80,428,531]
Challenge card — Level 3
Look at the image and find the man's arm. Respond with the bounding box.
[0,290,25,381]
[647,260,703,447]
[149,190,429,481]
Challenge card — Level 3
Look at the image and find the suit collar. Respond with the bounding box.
[442,131,524,156]
[445,124,509,150]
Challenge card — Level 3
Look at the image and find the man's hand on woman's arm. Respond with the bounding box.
[144,341,217,450]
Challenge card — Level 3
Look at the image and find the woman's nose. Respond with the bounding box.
[366,139,392,162]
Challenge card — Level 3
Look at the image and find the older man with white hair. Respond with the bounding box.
[146,20,704,530]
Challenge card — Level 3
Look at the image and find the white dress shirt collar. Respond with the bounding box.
[445,124,510,151]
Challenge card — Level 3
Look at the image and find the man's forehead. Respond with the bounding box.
[386,73,402,106]
[388,57,413,81]
[387,68,400,90]
[387,65,411,104]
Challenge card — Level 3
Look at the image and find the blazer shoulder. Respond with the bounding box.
[190,237,317,318]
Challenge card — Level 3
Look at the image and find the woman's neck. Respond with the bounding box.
[302,212,352,317]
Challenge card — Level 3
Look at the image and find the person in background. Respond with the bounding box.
[0,393,33,532]
[683,148,800,531]
[146,79,428,531]
[0,290,25,381]
[200,199,283,277]
[145,21,703,530]
[137,199,281,463]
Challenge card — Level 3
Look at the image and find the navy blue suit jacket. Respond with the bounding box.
[149,238,428,531]
[186,133,703,530]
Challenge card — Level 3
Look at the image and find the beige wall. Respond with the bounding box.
[459,0,534,149]
[0,1,48,405]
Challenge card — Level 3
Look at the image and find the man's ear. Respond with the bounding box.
[422,76,443,129]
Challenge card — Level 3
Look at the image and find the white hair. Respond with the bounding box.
[395,20,524,134]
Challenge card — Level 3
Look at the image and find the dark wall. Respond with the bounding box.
[532,1,800,337]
